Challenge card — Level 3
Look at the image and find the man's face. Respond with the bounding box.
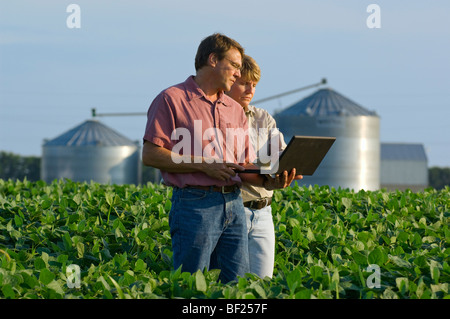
[228,77,258,111]
[214,48,242,92]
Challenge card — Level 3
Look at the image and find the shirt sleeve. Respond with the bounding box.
[244,115,257,164]
[265,111,288,151]
[143,92,176,150]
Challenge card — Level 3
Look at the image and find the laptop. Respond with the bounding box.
[243,135,336,175]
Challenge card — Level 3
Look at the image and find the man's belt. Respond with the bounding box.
[186,184,239,194]
[244,198,272,210]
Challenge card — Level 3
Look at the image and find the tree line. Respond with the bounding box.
[1,151,449,190]
[0,151,158,185]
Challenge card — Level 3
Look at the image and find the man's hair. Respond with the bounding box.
[241,55,261,83]
[195,33,245,71]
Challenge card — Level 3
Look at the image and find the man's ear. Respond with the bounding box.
[208,53,218,68]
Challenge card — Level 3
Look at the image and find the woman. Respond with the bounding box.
[227,55,302,278]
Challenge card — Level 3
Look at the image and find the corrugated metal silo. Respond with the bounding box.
[380,143,428,191]
[41,120,141,184]
[274,88,380,191]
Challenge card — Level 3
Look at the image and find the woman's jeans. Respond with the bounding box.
[245,205,275,279]
[169,186,249,283]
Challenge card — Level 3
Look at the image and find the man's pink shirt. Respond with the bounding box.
[143,76,256,188]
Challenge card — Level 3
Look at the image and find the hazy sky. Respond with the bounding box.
[1,0,449,167]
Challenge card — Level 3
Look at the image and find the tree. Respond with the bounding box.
[428,166,450,190]
[0,151,41,181]
[0,151,162,185]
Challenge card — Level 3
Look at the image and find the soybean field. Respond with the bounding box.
[0,179,448,299]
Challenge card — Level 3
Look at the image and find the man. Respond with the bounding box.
[227,55,303,278]
[142,33,271,283]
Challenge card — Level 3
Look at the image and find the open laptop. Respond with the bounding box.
[243,135,336,175]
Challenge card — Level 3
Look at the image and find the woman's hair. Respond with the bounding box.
[240,55,261,83]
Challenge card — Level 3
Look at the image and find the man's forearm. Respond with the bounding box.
[143,141,248,181]
[142,141,202,173]
[239,171,266,187]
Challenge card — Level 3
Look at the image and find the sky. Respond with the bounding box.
[1,0,449,167]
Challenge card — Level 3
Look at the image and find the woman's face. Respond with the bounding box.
[228,77,258,111]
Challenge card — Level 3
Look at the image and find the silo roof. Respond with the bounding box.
[381,143,428,162]
[277,88,377,117]
[44,120,136,146]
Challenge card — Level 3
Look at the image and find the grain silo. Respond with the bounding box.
[380,143,428,192]
[274,88,380,191]
[41,120,141,184]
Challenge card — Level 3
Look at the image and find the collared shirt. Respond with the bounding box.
[241,104,287,203]
[143,76,255,188]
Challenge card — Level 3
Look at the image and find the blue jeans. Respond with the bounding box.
[169,186,249,283]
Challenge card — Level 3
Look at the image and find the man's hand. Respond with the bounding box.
[201,161,245,181]
[263,168,303,190]
[142,141,245,181]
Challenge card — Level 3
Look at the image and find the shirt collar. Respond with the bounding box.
[245,104,256,116]
[184,76,204,101]
[185,76,230,107]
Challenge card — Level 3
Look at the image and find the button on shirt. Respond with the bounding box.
[143,76,256,188]
[242,104,287,203]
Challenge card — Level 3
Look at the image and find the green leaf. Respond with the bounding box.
[76,242,85,258]
[288,218,300,228]
[22,271,39,289]
[14,214,23,227]
[134,259,147,272]
[397,230,409,243]
[47,280,65,296]
[396,277,409,295]
[34,257,46,270]
[62,232,73,250]
[430,263,441,284]
[310,266,323,281]
[331,270,340,285]
[98,275,111,291]
[382,288,399,299]
[251,282,267,299]
[368,247,387,265]
[352,252,367,265]
[73,193,83,206]
[195,270,207,292]
[107,275,125,299]
[105,192,115,206]
[242,292,256,299]
[39,268,55,285]
[1,284,15,299]
[77,219,86,232]
[389,255,412,268]
[306,227,316,242]
[238,277,247,290]
[410,232,422,247]
[413,255,427,268]
[342,198,352,210]
[57,254,69,265]
[295,288,312,299]
[287,268,301,292]
[41,199,53,210]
